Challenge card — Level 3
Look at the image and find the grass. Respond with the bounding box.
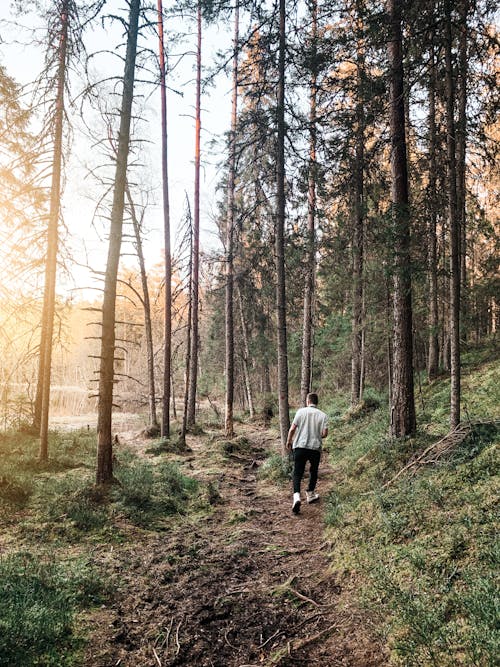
[258,452,293,483]
[112,458,200,527]
[0,551,107,667]
[0,424,204,665]
[323,341,500,666]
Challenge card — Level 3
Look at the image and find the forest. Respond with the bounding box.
[0,0,498,665]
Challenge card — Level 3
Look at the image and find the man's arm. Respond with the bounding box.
[321,415,328,439]
[286,423,297,450]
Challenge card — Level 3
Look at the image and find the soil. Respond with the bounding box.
[83,425,388,667]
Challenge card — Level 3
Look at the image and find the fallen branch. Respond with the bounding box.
[289,588,324,608]
[175,620,182,655]
[152,647,162,667]
[266,623,341,666]
[224,628,237,649]
[258,629,282,648]
[381,419,499,490]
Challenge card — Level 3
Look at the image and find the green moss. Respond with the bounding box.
[323,341,499,665]
[0,551,107,667]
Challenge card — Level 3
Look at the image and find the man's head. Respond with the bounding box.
[306,392,318,406]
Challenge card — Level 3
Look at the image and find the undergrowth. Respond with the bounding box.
[324,342,500,666]
[0,551,107,667]
[0,425,203,665]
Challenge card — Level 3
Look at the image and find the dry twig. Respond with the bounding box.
[152,647,162,667]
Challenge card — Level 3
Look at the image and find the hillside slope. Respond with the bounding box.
[323,343,499,666]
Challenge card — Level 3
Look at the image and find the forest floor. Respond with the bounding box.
[83,424,388,667]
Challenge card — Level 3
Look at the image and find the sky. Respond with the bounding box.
[0,0,234,299]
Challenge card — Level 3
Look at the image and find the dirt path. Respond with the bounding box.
[84,426,387,666]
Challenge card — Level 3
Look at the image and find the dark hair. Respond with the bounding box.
[307,392,318,406]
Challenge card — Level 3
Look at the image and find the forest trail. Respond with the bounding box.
[84,425,387,667]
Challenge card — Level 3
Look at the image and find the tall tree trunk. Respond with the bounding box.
[300,0,318,407]
[387,0,416,438]
[275,0,290,451]
[187,2,201,428]
[427,39,439,380]
[96,0,140,484]
[181,201,193,444]
[225,3,239,438]
[39,0,69,460]
[457,0,468,331]
[157,0,172,437]
[445,0,461,428]
[350,2,365,407]
[171,370,177,419]
[236,283,255,419]
[126,187,158,429]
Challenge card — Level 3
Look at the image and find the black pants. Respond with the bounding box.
[293,448,321,494]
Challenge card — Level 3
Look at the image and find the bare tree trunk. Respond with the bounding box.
[187,2,201,428]
[171,372,177,420]
[427,39,439,380]
[350,3,365,407]
[445,0,461,428]
[33,316,48,431]
[386,273,393,416]
[96,0,140,485]
[157,0,172,438]
[300,0,318,407]
[236,283,255,419]
[39,0,69,460]
[225,3,239,438]
[126,187,158,429]
[457,0,468,331]
[275,0,290,452]
[181,201,193,444]
[387,0,416,438]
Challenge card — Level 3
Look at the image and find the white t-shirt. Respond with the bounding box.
[292,405,328,450]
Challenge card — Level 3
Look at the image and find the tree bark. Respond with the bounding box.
[225,3,239,438]
[275,0,290,452]
[187,2,202,428]
[96,0,140,484]
[427,39,439,380]
[444,0,461,428]
[387,0,416,438]
[457,0,468,329]
[300,0,318,407]
[350,2,365,407]
[157,0,172,438]
[39,0,69,460]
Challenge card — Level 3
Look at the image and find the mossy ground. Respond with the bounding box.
[0,427,204,666]
[323,341,499,666]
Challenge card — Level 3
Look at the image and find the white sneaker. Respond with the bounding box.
[306,491,320,504]
[292,492,301,514]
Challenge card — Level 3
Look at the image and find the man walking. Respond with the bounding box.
[286,392,328,514]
